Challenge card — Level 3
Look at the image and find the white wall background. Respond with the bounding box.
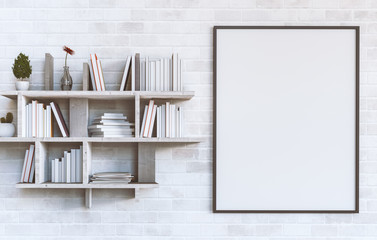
[0,0,375,239]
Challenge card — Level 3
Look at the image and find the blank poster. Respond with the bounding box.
[214,27,358,212]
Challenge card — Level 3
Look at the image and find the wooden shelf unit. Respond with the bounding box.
[1,90,199,208]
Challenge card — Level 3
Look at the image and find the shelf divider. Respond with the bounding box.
[69,98,88,137]
[138,143,156,183]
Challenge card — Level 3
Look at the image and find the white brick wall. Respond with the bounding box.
[0,0,375,238]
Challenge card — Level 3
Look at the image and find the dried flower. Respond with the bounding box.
[63,46,75,67]
[63,46,75,55]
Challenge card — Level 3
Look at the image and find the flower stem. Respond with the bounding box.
[65,52,68,67]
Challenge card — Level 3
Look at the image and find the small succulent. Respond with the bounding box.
[12,53,32,80]
[0,112,13,123]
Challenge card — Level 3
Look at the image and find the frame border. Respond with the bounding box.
[213,26,360,213]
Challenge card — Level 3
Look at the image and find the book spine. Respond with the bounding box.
[63,151,68,183]
[28,154,35,183]
[71,150,76,183]
[51,159,55,183]
[54,158,59,183]
[135,53,140,91]
[148,105,157,138]
[88,59,97,91]
[25,145,35,182]
[57,159,62,183]
[166,102,170,138]
[20,149,29,182]
[143,100,154,137]
[90,54,100,91]
[140,105,148,137]
[131,54,135,91]
[66,152,71,183]
[161,104,166,138]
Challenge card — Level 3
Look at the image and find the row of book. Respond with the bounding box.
[20,145,35,183]
[90,172,133,184]
[88,113,134,138]
[120,53,183,92]
[23,101,69,138]
[89,53,106,91]
[51,147,83,183]
[140,100,183,138]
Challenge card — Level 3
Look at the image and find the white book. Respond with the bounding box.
[176,107,179,138]
[157,106,160,138]
[166,102,170,138]
[28,103,32,137]
[29,154,35,183]
[63,151,68,182]
[150,60,156,91]
[22,104,26,137]
[120,56,131,91]
[140,59,145,91]
[77,146,82,182]
[24,104,28,137]
[90,54,101,91]
[143,100,154,137]
[103,113,125,118]
[43,108,47,137]
[140,105,148,137]
[160,58,164,91]
[131,54,135,91]
[32,100,37,137]
[161,104,166,138]
[88,59,97,90]
[54,158,59,183]
[156,60,161,92]
[97,59,106,91]
[146,56,149,91]
[50,102,67,137]
[91,133,133,138]
[148,105,157,138]
[179,107,182,137]
[178,59,182,91]
[46,105,52,137]
[23,145,35,183]
[66,152,71,183]
[37,103,44,137]
[58,159,62,183]
[169,59,172,91]
[51,159,55,183]
[171,105,176,138]
[71,149,76,183]
[20,149,29,182]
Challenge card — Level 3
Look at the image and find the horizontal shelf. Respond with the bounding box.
[0,91,195,100]
[16,182,158,189]
[0,137,202,143]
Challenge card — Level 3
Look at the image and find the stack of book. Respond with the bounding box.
[89,53,106,91]
[20,145,35,183]
[23,101,69,137]
[140,100,182,138]
[50,147,83,183]
[120,53,182,91]
[88,113,134,138]
[90,172,134,184]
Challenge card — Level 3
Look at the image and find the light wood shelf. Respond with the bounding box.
[1,90,198,208]
[0,137,202,143]
[16,182,158,189]
[0,91,195,100]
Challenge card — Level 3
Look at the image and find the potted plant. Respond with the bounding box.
[12,53,32,90]
[0,112,15,137]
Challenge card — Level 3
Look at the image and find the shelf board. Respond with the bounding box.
[0,137,202,143]
[16,182,158,189]
[0,91,194,100]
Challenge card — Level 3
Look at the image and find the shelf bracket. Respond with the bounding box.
[85,188,92,208]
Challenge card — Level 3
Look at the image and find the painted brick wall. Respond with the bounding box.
[0,0,374,238]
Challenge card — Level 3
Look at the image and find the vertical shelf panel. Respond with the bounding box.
[35,141,44,184]
[84,141,91,184]
[138,143,156,182]
[17,93,26,137]
[69,98,88,137]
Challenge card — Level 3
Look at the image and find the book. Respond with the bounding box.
[140,105,148,137]
[62,152,67,182]
[95,54,104,91]
[97,56,106,91]
[90,54,100,91]
[50,102,69,137]
[20,149,29,182]
[131,54,135,91]
[161,104,166,138]
[21,145,35,183]
[57,159,62,183]
[166,102,170,138]
[71,149,76,183]
[148,105,157,138]
[66,152,71,183]
[88,57,97,91]
[143,100,154,137]
[76,147,82,183]
[51,159,55,183]
[135,53,140,91]
[120,56,131,91]
[32,100,37,137]
[54,158,59,183]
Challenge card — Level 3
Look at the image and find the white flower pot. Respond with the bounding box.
[0,123,15,137]
[15,80,29,91]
